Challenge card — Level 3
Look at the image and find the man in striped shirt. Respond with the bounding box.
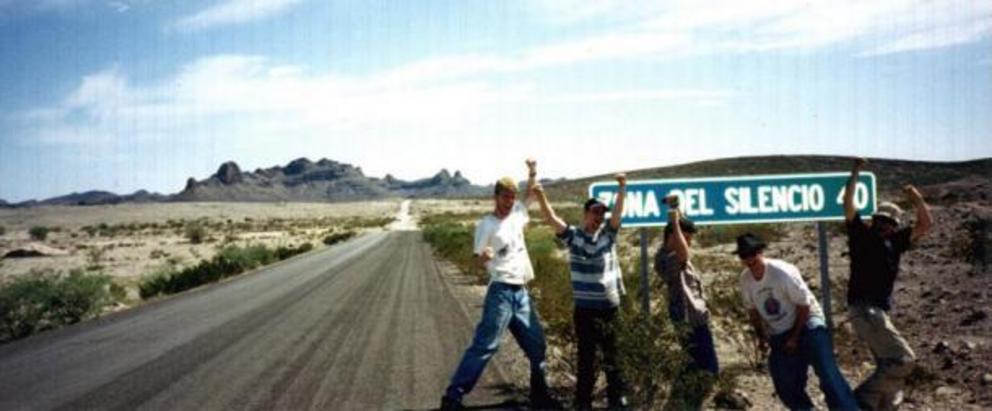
[533,173,628,410]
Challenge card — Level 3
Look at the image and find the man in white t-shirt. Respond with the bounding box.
[441,159,561,411]
[736,233,858,411]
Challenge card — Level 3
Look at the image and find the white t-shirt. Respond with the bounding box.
[474,201,534,285]
[739,258,824,335]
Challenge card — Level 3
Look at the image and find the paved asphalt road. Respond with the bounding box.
[0,231,516,410]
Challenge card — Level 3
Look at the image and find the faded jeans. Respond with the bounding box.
[768,323,859,411]
[445,282,551,401]
[849,305,916,410]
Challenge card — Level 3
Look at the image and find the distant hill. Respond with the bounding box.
[9,157,488,207]
[8,155,988,207]
[543,155,992,202]
[17,190,170,207]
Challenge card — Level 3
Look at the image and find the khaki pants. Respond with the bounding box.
[848,305,916,410]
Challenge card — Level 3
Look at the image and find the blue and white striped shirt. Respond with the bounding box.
[558,224,625,309]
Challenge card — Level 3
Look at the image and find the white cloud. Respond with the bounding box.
[862,16,992,56]
[171,0,305,32]
[532,0,992,57]
[9,52,737,196]
[107,1,129,13]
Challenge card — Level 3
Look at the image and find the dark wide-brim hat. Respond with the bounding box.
[732,233,766,255]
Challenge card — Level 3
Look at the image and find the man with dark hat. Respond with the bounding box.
[843,158,932,410]
[533,172,629,410]
[736,233,858,411]
[654,195,718,410]
[441,159,562,411]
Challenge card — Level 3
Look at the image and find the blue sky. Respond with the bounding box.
[1,0,990,202]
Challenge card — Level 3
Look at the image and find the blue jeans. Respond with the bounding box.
[768,325,858,411]
[445,282,550,401]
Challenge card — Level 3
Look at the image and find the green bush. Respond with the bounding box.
[185,223,207,244]
[323,231,356,246]
[421,213,480,282]
[0,269,112,342]
[138,243,314,299]
[29,226,50,241]
[139,268,173,300]
[524,227,574,340]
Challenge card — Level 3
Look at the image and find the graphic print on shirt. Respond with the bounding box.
[756,287,785,323]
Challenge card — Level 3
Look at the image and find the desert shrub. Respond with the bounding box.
[323,231,356,246]
[523,227,574,340]
[276,242,313,260]
[139,243,313,299]
[81,225,98,237]
[149,249,168,259]
[420,213,479,281]
[87,246,106,270]
[614,305,693,408]
[109,281,127,302]
[185,223,207,244]
[138,267,173,300]
[695,223,786,248]
[0,225,6,236]
[341,216,396,230]
[0,269,112,342]
[29,226,50,241]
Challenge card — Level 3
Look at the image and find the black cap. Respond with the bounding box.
[584,198,610,212]
[732,233,766,256]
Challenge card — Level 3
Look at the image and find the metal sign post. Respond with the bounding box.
[817,222,833,331]
[639,228,650,314]
[591,172,877,326]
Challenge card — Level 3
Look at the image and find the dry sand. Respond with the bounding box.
[0,201,401,296]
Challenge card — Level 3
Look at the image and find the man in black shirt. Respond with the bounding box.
[844,158,932,410]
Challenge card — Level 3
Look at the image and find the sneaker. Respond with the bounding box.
[440,395,463,411]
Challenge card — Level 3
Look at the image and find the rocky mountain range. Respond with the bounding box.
[6,158,488,207]
[7,155,990,207]
[173,158,486,202]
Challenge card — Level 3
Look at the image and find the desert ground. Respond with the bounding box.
[0,201,399,301]
[1,187,988,409]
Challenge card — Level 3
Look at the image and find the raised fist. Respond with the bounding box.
[525,158,537,172]
[615,172,627,187]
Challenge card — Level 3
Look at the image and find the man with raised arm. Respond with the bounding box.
[654,195,718,410]
[440,159,562,411]
[736,233,858,411]
[533,172,629,410]
[843,158,932,410]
